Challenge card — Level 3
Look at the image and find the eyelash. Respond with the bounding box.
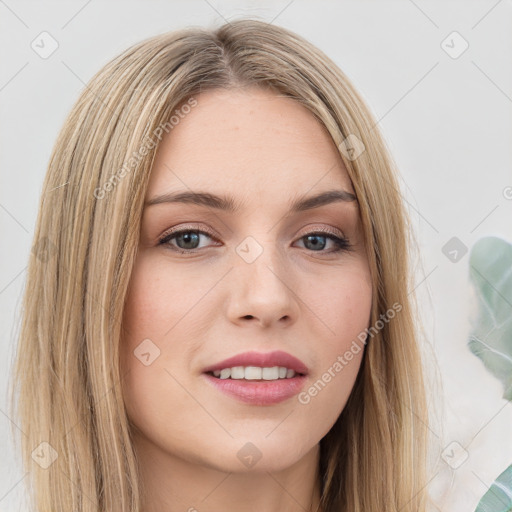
[157,226,353,255]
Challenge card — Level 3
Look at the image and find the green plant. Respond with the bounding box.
[468,236,512,512]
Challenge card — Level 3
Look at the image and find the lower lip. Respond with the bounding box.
[202,373,307,405]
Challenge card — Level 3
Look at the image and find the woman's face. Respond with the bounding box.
[121,87,372,474]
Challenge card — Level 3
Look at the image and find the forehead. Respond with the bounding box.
[147,87,353,201]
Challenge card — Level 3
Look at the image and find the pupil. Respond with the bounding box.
[305,235,326,251]
[177,232,199,249]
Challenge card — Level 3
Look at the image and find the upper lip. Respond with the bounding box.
[202,350,309,375]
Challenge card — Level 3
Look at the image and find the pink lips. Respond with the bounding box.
[202,350,309,375]
[202,350,308,405]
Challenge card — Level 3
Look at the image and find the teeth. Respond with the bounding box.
[219,368,231,379]
[245,366,262,380]
[262,367,279,380]
[211,366,298,380]
[231,366,245,379]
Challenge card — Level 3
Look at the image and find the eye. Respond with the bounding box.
[158,227,352,255]
[158,228,218,253]
[294,231,352,254]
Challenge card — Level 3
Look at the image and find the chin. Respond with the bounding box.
[200,435,317,474]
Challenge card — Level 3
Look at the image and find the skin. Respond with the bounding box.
[121,87,373,512]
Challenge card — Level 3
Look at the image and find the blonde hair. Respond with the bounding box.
[10,18,431,512]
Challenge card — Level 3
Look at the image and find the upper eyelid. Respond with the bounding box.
[159,225,219,242]
[158,222,346,238]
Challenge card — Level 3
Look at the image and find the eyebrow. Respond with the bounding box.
[144,188,357,212]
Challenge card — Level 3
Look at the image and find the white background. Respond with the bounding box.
[1,1,511,511]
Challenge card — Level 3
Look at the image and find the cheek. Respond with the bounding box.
[120,256,204,446]
[122,254,211,343]
[120,257,176,413]
[122,259,171,340]
[120,255,232,420]
[295,262,372,427]
[305,261,373,347]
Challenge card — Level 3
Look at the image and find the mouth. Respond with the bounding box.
[205,366,306,381]
[202,349,309,377]
[202,371,307,405]
[201,351,309,405]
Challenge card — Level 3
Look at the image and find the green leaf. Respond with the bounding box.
[468,236,512,400]
[475,465,512,512]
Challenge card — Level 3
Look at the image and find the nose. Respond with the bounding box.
[225,239,299,328]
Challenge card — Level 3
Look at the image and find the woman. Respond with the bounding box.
[11,18,431,512]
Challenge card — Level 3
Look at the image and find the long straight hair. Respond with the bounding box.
[10,18,431,512]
